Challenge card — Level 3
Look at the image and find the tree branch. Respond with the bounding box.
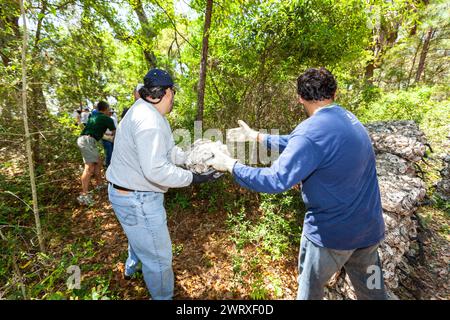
[152,0,197,51]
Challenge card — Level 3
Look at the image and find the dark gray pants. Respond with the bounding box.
[297,234,387,300]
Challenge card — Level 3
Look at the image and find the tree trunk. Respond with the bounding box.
[365,61,375,82]
[415,27,434,83]
[364,29,381,83]
[133,0,157,68]
[406,37,422,89]
[24,0,50,167]
[196,0,213,123]
[28,82,49,166]
[364,9,399,83]
[95,0,157,68]
[20,0,45,253]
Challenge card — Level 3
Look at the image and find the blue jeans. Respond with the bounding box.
[108,184,173,300]
[102,140,114,168]
[297,234,387,300]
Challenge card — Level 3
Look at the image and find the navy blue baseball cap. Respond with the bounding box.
[143,69,174,87]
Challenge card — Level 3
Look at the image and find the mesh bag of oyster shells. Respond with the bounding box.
[365,120,428,162]
[184,139,230,175]
[378,175,426,215]
[375,153,416,177]
[325,120,428,300]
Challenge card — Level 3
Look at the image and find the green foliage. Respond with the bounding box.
[33,239,116,300]
[0,234,116,300]
[249,275,269,300]
[354,85,450,152]
[358,86,433,122]
[432,195,450,217]
[227,190,303,260]
[175,0,373,132]
[374,0,449,89]
[166,192,191,211]
[172,243,184,256]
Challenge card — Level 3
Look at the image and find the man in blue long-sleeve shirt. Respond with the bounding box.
[207,68,387,300]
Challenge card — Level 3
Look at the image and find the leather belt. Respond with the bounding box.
[109,182,142,192]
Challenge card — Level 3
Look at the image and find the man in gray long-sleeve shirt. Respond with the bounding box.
[106,69,218,300]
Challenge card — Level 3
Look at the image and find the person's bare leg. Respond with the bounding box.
[94,162,103,187]
[81,163,95,194]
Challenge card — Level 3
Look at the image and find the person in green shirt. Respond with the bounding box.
[76,101,116,205]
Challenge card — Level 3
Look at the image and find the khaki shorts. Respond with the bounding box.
[77,135,100,164]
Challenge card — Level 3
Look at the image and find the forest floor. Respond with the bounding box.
[59,184,450,300]
[52,179,300,300]
[1,147,449,300]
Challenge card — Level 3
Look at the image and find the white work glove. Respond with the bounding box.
[205,147,238,173]
[169,146,187,166]
[227,120,259,142]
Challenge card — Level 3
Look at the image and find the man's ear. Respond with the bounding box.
[297,95,304,105]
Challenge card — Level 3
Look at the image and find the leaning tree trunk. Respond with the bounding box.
[415,27,434,83]
[406,37,422,89]
[133,0,157,68]
[196,0,213,123]
[25,0,49,167]
[20,0,45,252]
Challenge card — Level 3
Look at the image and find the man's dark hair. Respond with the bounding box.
[138,86,170,103]
[297,67,337,101]
[97,101,109,112]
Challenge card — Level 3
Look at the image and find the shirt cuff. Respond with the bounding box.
[187,171,194,185]
[231,162,244,177]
